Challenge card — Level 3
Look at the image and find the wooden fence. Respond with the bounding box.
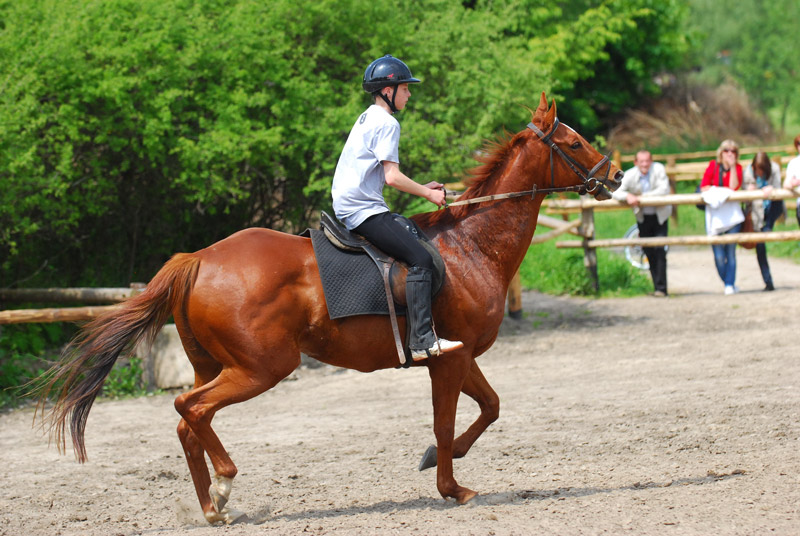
[503,144,800,309]
[547,188,800,291]
[0,286,143,324]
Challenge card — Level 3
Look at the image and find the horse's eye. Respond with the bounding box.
[570,142,581,150]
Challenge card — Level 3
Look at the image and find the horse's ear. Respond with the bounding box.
[544,97,557,126]
[535,92,548,117]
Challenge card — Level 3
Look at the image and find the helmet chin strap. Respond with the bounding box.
[378,87,398,114]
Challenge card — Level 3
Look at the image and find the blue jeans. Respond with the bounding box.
[755,200,783,287]
[711,223,742,287]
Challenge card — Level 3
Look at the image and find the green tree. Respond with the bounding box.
[733,0,799,131]
[0,0,691,288]
[542,0,691,135]
[686,0,799,132]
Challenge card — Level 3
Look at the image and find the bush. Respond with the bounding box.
[0,324,69,408]
[102,357,147,399]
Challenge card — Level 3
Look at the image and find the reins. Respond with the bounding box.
[444,117,612,208]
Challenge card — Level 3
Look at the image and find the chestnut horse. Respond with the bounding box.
[36,93,621,523]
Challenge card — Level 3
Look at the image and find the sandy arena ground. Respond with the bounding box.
[1,245,798,536]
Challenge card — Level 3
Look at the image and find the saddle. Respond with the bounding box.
[312,211,445,366]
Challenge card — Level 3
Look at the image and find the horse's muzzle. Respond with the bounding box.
[592,170,623,200]
[593,185,613,201]
[599,169,624,198]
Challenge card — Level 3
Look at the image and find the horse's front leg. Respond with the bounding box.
[419,359,499,471]
[427,353,477,504]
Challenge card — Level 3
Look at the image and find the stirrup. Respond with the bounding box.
[411,338,464,361]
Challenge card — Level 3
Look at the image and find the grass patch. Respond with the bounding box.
[518,238,653,297]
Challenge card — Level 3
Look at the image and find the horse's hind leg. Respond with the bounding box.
[173,321,223,520]
[177,418,213,515]
[419,359,499,471]
[174,346,300,524]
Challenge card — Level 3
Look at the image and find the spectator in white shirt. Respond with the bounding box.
[612,150,672,296]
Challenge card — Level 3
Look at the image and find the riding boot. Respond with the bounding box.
[405,266,437,353]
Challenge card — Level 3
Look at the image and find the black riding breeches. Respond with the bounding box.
[353,211,434,271]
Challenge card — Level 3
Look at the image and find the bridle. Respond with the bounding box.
[444,117,614,208]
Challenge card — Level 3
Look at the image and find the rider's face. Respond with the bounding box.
[384,84,411,111]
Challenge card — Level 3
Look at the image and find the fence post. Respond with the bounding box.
[579,197,599,292]
[613,149,622,170]
[666,154,676,168]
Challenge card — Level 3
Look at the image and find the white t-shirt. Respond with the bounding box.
[785,155,800,189]
[332,105,401,230]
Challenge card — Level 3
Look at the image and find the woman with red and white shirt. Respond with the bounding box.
[700,139,742,295]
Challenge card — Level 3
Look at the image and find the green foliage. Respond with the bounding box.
[101,357,147,399]
[0,324,69,408]
[686,0,800,132]
[547,0,691,136]
[0,323,147,407]
[0,0,692,289]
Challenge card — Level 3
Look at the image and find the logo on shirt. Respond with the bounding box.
[359,113,367,124]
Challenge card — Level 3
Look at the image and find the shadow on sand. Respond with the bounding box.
[253,469,745,525]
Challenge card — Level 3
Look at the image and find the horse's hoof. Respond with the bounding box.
[418,445,437,471]
[457,488,478,504]
[204,507,245,525]
[209,475,233,513]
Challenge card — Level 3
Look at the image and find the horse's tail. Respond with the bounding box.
[33,253,201,463]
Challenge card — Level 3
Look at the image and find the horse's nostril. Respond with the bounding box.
[614,170,624,181]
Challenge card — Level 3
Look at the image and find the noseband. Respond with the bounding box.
[444,116,614,208]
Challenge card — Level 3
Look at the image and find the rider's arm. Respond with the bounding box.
[383,161,445,207]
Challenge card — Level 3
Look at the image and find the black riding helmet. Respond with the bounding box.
[362,55,421,113]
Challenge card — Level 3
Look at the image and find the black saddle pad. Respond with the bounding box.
[310,229,401,320]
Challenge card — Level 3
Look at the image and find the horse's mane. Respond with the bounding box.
[414,127,530,228]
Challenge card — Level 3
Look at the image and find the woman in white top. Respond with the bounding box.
[782,134,800,226]
[331,55,462,361]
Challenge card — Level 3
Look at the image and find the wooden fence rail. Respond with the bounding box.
[0,305,122,325]
[0,286,143,304]
[547,188,800,213]
[557,230,800,249]
[0,285,143,325]
[614,144,795,165]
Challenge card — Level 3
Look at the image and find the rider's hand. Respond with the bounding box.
[426,187,446,207]
[626,193,640,206]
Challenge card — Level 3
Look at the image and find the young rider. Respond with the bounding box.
[331,54,463,361]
